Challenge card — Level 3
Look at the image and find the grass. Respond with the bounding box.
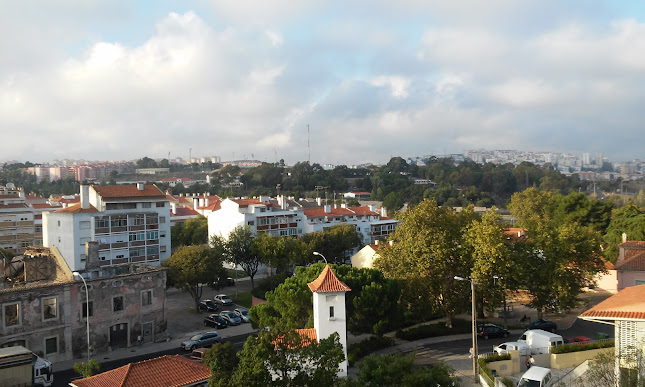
[226,269,248,279]
[230,291,253,308]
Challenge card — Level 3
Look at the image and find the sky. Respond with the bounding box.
[1,1,644,166]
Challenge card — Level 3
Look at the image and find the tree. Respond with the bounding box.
[603,202,645,262]
[227,226,261,289]
[343,353,456,387]
[205,342,238,387]
[252,233,310,274]
[162,245,226,310]
[301,224,362,264]
[382,192,404,212]
[375,199,477,327]
[230,329,344,386]
[171,216,208,247]
[73,359,100,378]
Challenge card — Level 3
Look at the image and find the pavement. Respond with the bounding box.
[54,276,613,385]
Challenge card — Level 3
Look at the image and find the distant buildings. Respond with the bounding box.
[0,184,34,254]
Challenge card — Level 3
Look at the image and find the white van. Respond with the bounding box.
[517,366,553,387]
[493,341,530,356]
[518,329,564,354]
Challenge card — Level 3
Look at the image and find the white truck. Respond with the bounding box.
[493,341,530,356]
[518,329,564,354]
[0,346,54,387]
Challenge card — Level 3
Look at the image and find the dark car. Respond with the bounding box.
[477,323,510,339]
[211,277,235,290]
[204,314,228,329]
[524,319,558,332]
[198,300,219,313]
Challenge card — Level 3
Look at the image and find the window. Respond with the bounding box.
[3,303,20,327]
[81,301,94,318]
[113,296,124,312]
[80,253,86,262]
[42,298,57,320]
[247,221,254,226]
[131,215,145,226]
[141,290,153,306]
[147,246,159,255]
[141,202,151,208]
[156,202,165,208]
[44,337,58,355]
[111,217,127,228]
[146,231,158,240]
[329,306,335,320]
[160,232,166,238]
[160,246,167,253]
[130,247,145,257]
[129,231,145,242]
[95,218,109,228]
[57,221,60,227]
[635,279,645,286]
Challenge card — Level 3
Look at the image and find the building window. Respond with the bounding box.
[79,221,90,230]
[57,221,60,227]
[129,231,145,242]
[110,217,127,228]
[141,290,153,306]
[247,221,254,226]
[159,217,166,224]
[146,231,158,240]
[42,298,57,321]
[95,218,109,228]
[3,303,20,327]
[141,202,151,208]
[156,202,165,208]
[131,215,145,226]
[329,306,335,320]
[113,296,124,312]
[160,246,167,253]
[81,301,94,318]
[44,337,58,355]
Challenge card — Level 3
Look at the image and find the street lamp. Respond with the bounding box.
[312,251,327,264]
[73,272,91,364]
[455,276,478,377]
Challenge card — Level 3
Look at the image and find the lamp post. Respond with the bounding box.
[73,272,91,364]
[455,276,478,377]
[312,251,327,264]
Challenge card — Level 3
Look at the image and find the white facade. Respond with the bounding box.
[312,289,349,376]
[43,184,171,271]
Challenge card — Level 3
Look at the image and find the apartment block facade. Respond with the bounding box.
[0,184,35,254]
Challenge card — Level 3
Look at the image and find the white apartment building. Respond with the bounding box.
[43,183,171,272]
[0,184,34,254]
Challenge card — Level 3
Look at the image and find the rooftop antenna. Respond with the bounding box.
[189,148,192,163]
[307,124,311,164]
[274,148,278,164]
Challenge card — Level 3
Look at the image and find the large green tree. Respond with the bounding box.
[226,226,261,289]
[301,224,362,264]
[375,199,477,327]
[603,202,645,262]
[205,342,238,387]
[171,216,208,248]
[162,245,226,310]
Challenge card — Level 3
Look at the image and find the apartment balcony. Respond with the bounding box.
[129,225,145,231]
[16,234,34,241]
[0,235,16,242]
[130,256,146,263]
[98,243,110,251]
[17,221,33,227]
[95,227,109,235]
[112,258,128,264]
[146,255,159,262]
[146,239,159,245]
[111,242,128,249]
[130,240,145,247]
[111,226,127,233]
[0,222,16,229]
[146,224,158,230]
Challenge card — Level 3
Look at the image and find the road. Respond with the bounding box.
[52,331,256,387]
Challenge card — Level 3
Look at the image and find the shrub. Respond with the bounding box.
[551,340,614,354]
[347,336,394,365]
[478,353,511,384]
[251,272,289,299]
[395,319,470,341]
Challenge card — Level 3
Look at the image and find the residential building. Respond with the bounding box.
[615,239,645,291]
[350,240,392,269]
[43,184,171,272]
[0,184,35,254]
[580,285,645,386]
[70,355,210,387]
[0,246,168,363]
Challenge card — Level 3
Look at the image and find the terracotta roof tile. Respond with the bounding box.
[54,203,98,213]
[580,284,645,320]
[308,265,351,293]
[619,241,645,249]
[31,203,59,209]
[615,251,645,271]
[303,207,354,218]
[92,185,165,199]
[70,355,210,387]
[171,207,200,217]
[0,203,30,209]
[232,198,262,208]
[348,206,379,216]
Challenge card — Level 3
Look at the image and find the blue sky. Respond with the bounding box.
[1,1,644,165]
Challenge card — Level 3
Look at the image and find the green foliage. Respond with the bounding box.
[226,226,261,288]
[345,353,456,387]
[478,355,511,382]
[251,272,289,300]
[230,292,253,309]
[395,319,471,341]
[73,359,100,378]
[382,191,404,212]
[603,202,645,262]
[171,216,208,247]
[347,336,394,364]
[205,342,238,387]
[551,340,614,354]
[301,224,363,264]
[249,263,402,336]
[162,245,227,310]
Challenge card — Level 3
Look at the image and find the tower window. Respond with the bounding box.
[329,306,335,320]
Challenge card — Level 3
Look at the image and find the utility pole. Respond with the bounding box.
[307,124,310,164]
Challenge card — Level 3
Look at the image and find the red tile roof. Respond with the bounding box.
[92,185,165,199]
[54,203,98,213]
[51,196,80,204]
[171,207,200,217]
[0,203,30,209]
[232,198,262,208]
[580,284,645,320]
[615,251,645,271]
[308,265,351,293]
[619,241,645,249]
[70,355,210,387]
[31,203,59,209]
[348,206,379,216]
[303,207,354,218]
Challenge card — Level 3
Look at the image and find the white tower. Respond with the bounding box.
[307,265,351,377]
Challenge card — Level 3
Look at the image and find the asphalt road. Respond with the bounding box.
[52,331,256,387]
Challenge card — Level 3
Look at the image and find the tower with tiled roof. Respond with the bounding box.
[307,264,351,377]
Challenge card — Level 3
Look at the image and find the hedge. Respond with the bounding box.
[551,340,614,354]
[395,318,471,341]
[347,336,394,364]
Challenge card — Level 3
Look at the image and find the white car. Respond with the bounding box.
[493,341,530,356]
[234,308,250,323]
[213,294,233,306]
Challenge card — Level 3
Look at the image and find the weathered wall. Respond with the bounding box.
[550,347,614,369]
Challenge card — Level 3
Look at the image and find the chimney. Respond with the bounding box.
[341,203,347,208]
[171,202,177,215]
[80,184,90,210]
[622,233,627,243]
[316,197,322,206]
[324,205,331,213]
[374,240,379,245]
[368,205,376,212]
[193,198,199,209]
[85,241,100,270]
[199,198,205,207]
[137,182,144,190]
[205,197,210,207]
[380,207,387,217]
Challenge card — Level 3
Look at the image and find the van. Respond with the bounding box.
[518,329,564,354]
[493,341,530,356]
[517,366,553,387]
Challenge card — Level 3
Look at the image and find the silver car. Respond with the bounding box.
[234,308,250,323]
[181,331,221,351]
[219,311,242,326]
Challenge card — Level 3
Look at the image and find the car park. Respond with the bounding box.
[181,331,221,351]
[219,310,242,326]
[524,319,557,332]
[234,308,250,323]
[198,300,219,312]
[214,294,233,306]
[204,314,228,329]
[477,323,510,339]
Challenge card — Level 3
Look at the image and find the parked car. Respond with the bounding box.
[234,308,250,323]
[181,332,221,351]
[211,277,235,290]
[524,319,558,332]
[477,323,510,339]
[570,336,593,345]
[493,341,530,356]
[198,300,219,312]
[213,294,233,306]
[204,314,228,329]
[219,310,242,326]
[517,366,553,387]
[190,348,208,362]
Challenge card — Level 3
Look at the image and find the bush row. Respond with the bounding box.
[478,354,511,384]
[347,336,395,365]
[551,340,614,354]
[395,318,471,341]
